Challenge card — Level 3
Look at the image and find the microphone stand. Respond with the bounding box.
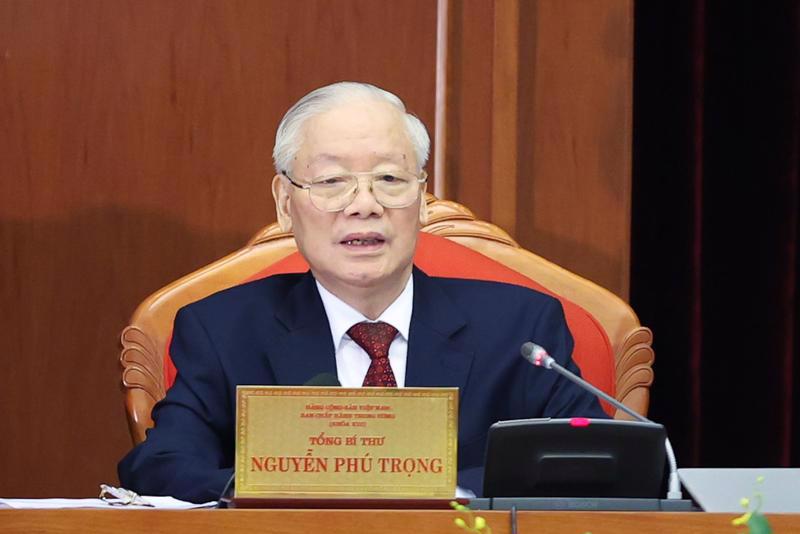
[521,342,683,500]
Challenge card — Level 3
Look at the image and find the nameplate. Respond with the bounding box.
[235,386,458,499]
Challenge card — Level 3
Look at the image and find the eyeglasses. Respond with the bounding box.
[282,169,427,212]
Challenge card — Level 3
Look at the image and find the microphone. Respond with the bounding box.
[216,472,235,508]
[304,373,341,386]
[520,341,683,500]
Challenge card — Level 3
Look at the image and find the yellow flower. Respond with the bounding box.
[732,512,752,526]
[740,497,750,508]
[474,516,487,530]
[454,518,467,529]
[449,501,467,512]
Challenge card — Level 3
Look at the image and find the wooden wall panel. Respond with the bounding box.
[0,0,437,498]
[443,0,494,217]
[490,0,520,234]
[518,0,633,300]
[444,0,633,299]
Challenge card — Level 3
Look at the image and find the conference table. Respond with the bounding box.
[2,508,800,533]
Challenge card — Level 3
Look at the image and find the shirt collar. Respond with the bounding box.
[316,274,414,350]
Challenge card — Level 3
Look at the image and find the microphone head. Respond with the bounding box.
[304,373,341,386]
[520,342,536,360]
[520,342,553,368]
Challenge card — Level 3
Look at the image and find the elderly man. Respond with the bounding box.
[118,82,606,502]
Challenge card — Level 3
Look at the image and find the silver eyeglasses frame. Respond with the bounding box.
[281,169,428,212]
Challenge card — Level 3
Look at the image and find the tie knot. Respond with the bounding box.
[347,321,398,360]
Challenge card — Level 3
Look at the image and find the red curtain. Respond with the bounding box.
[632,0,800,467]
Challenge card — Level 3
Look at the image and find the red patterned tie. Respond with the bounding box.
[347,321,399,387]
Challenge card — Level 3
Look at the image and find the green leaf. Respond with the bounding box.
[747,513,773,534]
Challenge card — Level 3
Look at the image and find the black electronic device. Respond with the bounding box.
[482,418,667,498]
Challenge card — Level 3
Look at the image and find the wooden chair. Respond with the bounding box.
[120,195,654,445]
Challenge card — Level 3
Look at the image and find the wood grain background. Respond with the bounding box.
[0,0,632,497]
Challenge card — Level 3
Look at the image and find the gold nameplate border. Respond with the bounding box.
[236,386,458,499]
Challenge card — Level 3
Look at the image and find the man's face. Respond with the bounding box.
[272,98,426,297]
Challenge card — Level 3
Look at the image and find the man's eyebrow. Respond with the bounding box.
[307,152,408,166]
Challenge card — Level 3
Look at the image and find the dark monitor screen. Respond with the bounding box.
[482,418,666,498]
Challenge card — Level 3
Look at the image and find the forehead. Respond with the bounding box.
[295,99,415,172]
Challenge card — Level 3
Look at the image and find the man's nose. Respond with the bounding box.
[343,177,384,217]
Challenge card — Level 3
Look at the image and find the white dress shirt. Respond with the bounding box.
[315,274,475,499]
[316,275,413,387]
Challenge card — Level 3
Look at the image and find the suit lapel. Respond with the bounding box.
[266,268,475,391]
[405,267,474,393]
[270,272,338,385]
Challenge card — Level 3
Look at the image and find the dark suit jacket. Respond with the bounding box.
[118,267,607,502]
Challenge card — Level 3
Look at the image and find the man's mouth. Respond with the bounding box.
[341,238,384,246]
[340,233,386,247]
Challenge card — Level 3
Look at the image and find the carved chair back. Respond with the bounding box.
[120,195,654,445]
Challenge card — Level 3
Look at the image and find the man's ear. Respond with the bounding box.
[271,174,293,232]
[418,180,429,226]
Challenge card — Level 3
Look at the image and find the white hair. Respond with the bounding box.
[272,81,430,174]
